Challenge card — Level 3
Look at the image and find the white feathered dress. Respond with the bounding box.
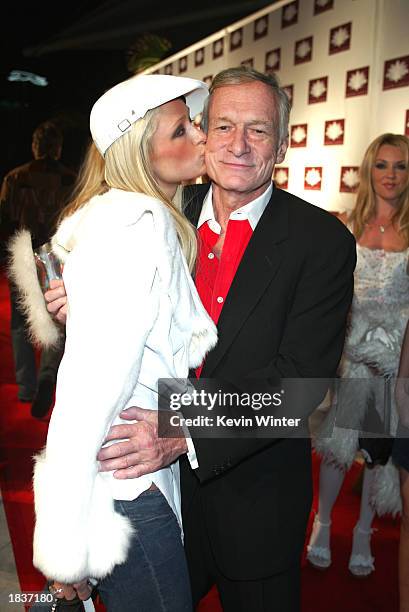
[31,188,217,583]
[315,245,409,516]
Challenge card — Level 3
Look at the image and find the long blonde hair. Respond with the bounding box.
[350,133,409,244]
[60,107,197,271]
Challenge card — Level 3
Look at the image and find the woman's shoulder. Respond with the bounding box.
[88,188,169,225]
[53,189,168,259]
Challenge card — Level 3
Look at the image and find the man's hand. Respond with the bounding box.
[44,278,68,324]
[97,407,188,479]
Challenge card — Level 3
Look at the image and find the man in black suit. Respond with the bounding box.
[47,67,356,611]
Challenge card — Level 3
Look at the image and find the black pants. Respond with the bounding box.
[184,489,301,612]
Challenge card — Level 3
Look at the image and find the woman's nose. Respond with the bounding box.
[192,123,207,144]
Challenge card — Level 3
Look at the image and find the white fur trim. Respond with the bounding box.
[8,230,61,347]
[33,449,134,582]
[189,325,218,368]
[371,459,402,517]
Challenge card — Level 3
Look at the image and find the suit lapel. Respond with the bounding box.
[201,188,289,376]
[183,183,210,227]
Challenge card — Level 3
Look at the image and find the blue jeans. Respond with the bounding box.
[97,489,192,612]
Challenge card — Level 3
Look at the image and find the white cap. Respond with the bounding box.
[90,74,209,156]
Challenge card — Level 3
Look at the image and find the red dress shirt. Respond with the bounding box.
[195,219,253,377]
[193,183,273,377]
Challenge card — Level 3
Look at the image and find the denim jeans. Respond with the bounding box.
[97,489,192,612]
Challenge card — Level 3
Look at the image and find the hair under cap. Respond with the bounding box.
[90,74,208,156]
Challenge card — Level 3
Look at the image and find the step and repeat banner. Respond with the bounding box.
[143,0,409,212]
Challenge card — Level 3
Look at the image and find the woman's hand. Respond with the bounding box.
[50,578,93,601]
[44,279,68,325]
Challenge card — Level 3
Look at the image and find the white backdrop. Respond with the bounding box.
[144,0,409,212]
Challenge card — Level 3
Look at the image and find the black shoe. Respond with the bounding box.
[31,379,55,418]
[18,388,36,402]
[18,394,35,403]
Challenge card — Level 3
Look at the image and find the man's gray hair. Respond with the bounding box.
[201,66,291,147]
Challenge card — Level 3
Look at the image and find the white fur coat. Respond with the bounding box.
[30,189,217,583]
[8,230,61,347]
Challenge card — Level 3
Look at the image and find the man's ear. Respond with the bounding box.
[276,139,288,164]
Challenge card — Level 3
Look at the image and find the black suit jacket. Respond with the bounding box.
[180,184,356,580]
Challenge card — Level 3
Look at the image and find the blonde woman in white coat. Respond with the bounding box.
[28,75,217,611]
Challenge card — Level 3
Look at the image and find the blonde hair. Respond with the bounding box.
[350,133,409,244]
[58,141,108,224]
[59,108,197,271]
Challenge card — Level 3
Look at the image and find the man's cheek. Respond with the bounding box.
[204,152,217,171]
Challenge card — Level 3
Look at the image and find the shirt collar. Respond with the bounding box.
[197,182,273,233]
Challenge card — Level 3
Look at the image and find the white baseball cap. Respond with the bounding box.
[90,74,209,156]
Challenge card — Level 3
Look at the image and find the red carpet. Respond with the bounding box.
[0,269,400,611]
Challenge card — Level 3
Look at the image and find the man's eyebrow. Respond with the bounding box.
[212,116,233,123]
[212,117,273,127]
[247,119,274,127]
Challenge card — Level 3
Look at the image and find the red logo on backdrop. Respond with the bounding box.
[309,77,328,104]
[340,167,360,193]
[329,22,351,55]
[324,119,345,145]
[290,124,308,148]
[265,48,281,73]
[274,167,289,190]
[230,29,243,51]
[383,56,409,90]
[241,58,254,69]
[305,167,322,190]
[240,57,254,68]
[213,38,224,59]
[254,16,269,40]
[314,0,334,15]
[195,48,205,67]
[282,0,298,28]
[346,67,369,97]
[179,57,187,73]
[295,36,313,65]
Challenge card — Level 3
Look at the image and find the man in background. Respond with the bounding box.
[0,121,74,417]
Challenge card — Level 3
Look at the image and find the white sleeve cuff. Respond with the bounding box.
[183,425,199,469]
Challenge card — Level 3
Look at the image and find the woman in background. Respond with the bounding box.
[28,74,217,611]
[307,133,409,577]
